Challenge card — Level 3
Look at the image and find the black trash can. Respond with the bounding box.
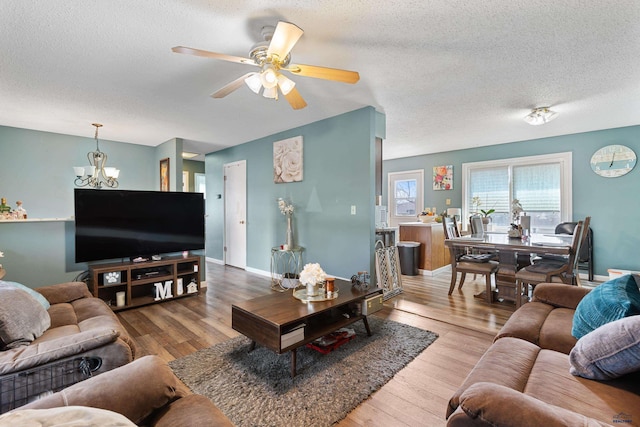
[396,241,421,276]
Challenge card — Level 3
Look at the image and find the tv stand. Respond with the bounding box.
[89,255,200,311]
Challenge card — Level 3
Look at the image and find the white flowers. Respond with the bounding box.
[299,263,326,286]
[278,198,294,216]
[0,251,4,258]
[512,199,524,222]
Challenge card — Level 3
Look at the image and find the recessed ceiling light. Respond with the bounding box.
[182,152,199,159]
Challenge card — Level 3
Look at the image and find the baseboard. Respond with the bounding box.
[206,257,224,265]
[417,265,451,277]
[245,267,270,278]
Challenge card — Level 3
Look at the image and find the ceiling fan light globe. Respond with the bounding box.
[261,67,279,89]
[244,74,262,94]
[277,74,296,95]
[262,86,278,99]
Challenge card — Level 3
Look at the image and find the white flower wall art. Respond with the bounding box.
[274,136,303,183]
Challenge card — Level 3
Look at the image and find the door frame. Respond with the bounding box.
[223,160,247,269]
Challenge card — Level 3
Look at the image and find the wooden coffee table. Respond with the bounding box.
[231,279,382,377]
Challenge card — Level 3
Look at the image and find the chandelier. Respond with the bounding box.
[73,123,120,189]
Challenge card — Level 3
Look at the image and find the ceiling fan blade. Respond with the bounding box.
[284,63,360,84]
[267,22,304,61]
[211,73,257,98]
[172,46,257,66]
[284,87,307,110]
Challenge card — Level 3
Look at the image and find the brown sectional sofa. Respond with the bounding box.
[446,283,640,426]
[0,281,136,412]
[14,355,232,426]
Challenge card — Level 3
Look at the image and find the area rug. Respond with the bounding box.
[169,317,438,427]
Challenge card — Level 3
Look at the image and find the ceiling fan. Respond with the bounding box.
[172,21,360,110]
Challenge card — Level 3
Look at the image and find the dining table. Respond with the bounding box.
[444,232,574,304]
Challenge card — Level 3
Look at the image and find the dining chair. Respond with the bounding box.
[515,219,587,306]
[443,216,498,298]
[534,220,594,281]
[469,215,484,236]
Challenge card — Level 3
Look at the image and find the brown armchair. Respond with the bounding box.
[0,281,135,413]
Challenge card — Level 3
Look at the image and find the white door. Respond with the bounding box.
[194,173,206,197]
[388,169,424,227]
[224,161,246,269]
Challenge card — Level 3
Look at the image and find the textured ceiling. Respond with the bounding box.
[1,1,640,160]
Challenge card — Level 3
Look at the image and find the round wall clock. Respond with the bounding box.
[590,145,637,178]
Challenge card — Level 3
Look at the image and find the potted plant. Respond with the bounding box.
[480,208,495,222]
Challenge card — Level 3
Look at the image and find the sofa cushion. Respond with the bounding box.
[538,308,577,354]
[569,315,640,380]
[0,280,50,310]
[494,302,577,354]
[572,274,640,339]
[0,406,136,426]
[0,287,51,350]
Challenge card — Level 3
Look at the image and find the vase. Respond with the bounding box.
[306,282,318,297]
[286,215,294,248]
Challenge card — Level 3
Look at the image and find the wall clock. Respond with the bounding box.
[590,145,636,178]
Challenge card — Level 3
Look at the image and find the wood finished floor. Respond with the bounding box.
[117,264,518,427]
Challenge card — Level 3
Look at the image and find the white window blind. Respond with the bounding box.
[462,153,572,233]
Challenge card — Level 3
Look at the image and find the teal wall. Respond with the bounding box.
[205,107,380,280]
[0,125,184,287]
[384,125,640,277]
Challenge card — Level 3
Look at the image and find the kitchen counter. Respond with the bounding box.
[398,221,441,227]
[399,222,449,274]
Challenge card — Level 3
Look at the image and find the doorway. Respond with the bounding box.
[224,161,246,269]
[387,169,424,227]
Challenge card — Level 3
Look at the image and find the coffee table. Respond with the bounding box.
[231,279,382,377]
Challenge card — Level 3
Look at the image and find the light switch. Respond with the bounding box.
[446,199,451,206]
[351,205,356,215]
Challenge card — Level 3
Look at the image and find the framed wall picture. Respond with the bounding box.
[433,165,453,190]
[160,158,170,191]
[274,136,303,183]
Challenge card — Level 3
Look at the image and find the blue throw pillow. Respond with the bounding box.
[0,280,50,310]
[572,275,640,339]
[570,315,640,380]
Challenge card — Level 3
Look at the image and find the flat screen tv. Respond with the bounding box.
[74,189,205,263]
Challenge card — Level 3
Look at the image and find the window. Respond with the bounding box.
[387,170,424,227]
[395,179,417,216]
[462,153,572,233]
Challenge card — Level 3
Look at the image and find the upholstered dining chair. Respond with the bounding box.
[515,218,588,306]
[534,220,594,281]
[469,215,484,235]
[443,216,498,298]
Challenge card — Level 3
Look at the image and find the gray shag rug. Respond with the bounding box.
[169,317,438,427]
